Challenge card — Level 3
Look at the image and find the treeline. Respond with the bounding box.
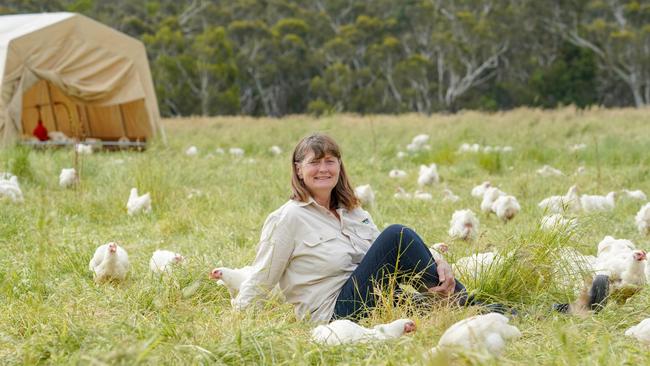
[2,0,649,116]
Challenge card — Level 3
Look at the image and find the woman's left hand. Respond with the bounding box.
[428,258,456,296]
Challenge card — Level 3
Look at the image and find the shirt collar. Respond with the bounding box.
[293,196,345,211]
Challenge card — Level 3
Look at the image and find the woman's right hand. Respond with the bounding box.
[428,258,456,296]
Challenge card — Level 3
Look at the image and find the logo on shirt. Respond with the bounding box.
[362,218,370,224]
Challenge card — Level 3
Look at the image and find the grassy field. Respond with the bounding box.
[2,107,650,365]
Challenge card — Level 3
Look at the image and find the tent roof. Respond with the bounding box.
[0,12,164,146]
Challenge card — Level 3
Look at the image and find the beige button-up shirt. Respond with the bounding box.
[233,198,380,322]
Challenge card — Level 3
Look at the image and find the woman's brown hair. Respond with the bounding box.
[291,133,360,210]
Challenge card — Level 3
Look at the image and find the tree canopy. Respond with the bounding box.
[2,0,648,116]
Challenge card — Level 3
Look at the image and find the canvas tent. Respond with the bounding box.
[0,12,165,147]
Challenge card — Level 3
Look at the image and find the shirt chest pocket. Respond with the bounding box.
[351,225,376,243]
[303,232,338,247]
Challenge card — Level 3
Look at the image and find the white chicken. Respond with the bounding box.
[471,181,491,198]
[59,168,77,188]
[429,242,449,262]
[0,174,23,202]
[393,187,412,200]
[580,191,617,212]
[442,188,460,203]
[491,195,520,222]
[89,242,130,283]
[429,313,521,358]
[75,143,93,154]
[448,209,480,241]
[269,145,283,155]
[621,189,647,201]
[536,165,563,177]
[209,266,255,299]
[229,147,245,157]
[355,184,375,207]
[480,187,505,213]
[636,203,650,236]
[126,188,152,215]
[625,318,650,345]
[388,169,407,179]
[417,164,439,186]
[312,318,416,345]
[540,214,578,232]
[414,190,433,200]
[185,146,198,156]
[538,185,581,213]
[593,236,646,293]
[149,250,185,274]
[453,252,500,280]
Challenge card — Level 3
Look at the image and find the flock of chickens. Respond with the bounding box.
[3,132,650,360]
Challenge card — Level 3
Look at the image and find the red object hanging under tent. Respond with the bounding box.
[33,119,49,141]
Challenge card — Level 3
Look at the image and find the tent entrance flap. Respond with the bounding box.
[21,79,151,141]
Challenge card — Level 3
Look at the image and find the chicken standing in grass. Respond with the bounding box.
[59,168,77,188]
[312,318,416,345]
[417,164,439,186]
[448,209,479,241]
[491,195,520,222]
[209,266,255,299]
[149,250,185,274]
[429,313,521,358]
[185,146,198,156]
[127,188,152,215]
[480,187,505,213]
[635,203,650,235]
[355,184,375,207]
[89,242,130,283]
[0,174,23,202]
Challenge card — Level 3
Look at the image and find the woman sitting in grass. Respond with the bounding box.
[233,133,466,323]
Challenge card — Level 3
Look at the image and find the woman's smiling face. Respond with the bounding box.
[296,150,340,196]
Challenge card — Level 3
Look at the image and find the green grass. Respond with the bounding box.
[2,107,650,364]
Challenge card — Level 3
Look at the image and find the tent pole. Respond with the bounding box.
[83,105,93,136]
[45,81,60,131]
[118,104,129,137]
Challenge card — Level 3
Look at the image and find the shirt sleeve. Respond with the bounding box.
[233,211,295,310]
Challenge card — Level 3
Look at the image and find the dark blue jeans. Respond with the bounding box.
[332,224,467,320]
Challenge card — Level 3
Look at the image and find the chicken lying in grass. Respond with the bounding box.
[540,214,578,232]
[429,313,521,358]
[442,188,460,203]
[621,189,647,201]
[471,181,491,198]
[626,318,650,345]
[429,242,449,262]
[127,188,152,215]
[312,319,416,345]
[89,242,130,283]
[448,209,479,241]
[580,192,617,212]
[149,250,185,274]
[538,185,581,213]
